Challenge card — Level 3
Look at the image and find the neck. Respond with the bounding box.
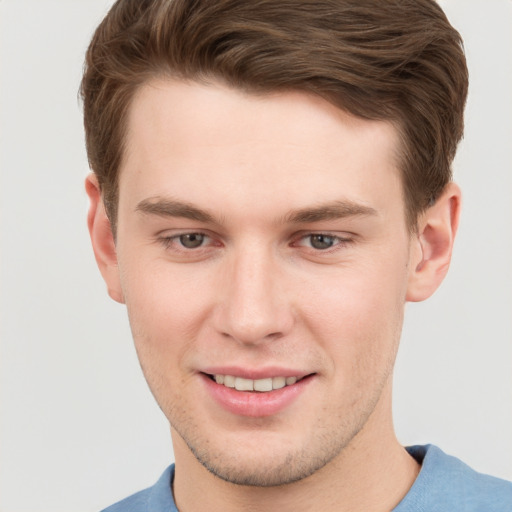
[171,384,420,512]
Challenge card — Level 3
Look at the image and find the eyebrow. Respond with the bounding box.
[284,200,378,224]
[135,197,377,224]
[136,197,216,223]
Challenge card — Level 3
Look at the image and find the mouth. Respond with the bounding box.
[201,371,316,417]
[205,373,306,392]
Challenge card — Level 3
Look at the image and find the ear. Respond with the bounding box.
[406,182,461,302]
[85,174,125,304]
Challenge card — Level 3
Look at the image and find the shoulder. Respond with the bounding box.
[394,445,512,512]
[101,489,150,512]
[100,465,177,512]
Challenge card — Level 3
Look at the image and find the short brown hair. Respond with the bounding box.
[81,0,468,232]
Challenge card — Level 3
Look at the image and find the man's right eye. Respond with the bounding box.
[157,232,213,252]
[178,233,206,249]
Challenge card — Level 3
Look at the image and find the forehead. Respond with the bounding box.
[119,78,403,223]
[125,78,399,157]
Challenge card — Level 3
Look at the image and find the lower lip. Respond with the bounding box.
[201,374,314,418]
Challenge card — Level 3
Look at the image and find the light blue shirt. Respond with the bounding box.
[102,445,512,511]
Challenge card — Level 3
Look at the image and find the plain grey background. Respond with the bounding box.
[1,1,511,511]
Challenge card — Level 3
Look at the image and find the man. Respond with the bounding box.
[81,0,512,510]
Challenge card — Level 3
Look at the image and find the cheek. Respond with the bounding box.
[120,258,214,363]
[299,256,408,375]
[120,267,210,414]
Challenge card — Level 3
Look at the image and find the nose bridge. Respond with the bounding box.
[217,239,291,344]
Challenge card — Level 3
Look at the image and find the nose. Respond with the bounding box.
[214,243,294,346]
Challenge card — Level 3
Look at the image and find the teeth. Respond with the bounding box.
[272,376,286,390]
[235,377,254,391]
[254,378,273,392]
[223,375,236,388]
[212,374,301,392]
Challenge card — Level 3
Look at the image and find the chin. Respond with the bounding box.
[195,446,336,487]
[174,420,358,488]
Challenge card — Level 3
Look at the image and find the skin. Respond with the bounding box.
[87,79,460,512]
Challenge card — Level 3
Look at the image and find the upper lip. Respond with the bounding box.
[201,366,312,380]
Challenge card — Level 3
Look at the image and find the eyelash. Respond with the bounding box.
[293,233,352,252]
[157,231,353,254]
[159,232,214,251]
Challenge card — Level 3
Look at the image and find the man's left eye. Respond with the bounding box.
[294,233,352,252]
[307,234,338,250]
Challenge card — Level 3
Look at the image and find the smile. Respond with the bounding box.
[203,371,314,417]
[211,374,301,392]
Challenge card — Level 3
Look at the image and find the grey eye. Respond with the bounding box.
[309,234,336,250]
[179,233,205,248]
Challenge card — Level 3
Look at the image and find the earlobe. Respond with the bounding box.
[406,182,461,302]
[85,174,125,304]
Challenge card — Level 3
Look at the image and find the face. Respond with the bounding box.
[112,79,416,486]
